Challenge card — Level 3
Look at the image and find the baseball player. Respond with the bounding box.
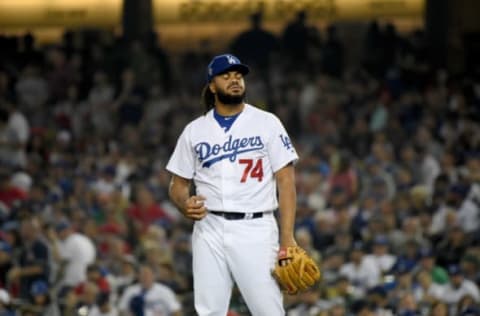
[166,54,299,315]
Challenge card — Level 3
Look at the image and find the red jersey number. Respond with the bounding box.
[239,159,264,182]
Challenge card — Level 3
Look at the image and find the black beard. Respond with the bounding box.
[216,90,245,105]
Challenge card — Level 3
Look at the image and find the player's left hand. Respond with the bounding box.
[183,195,207,220]
[279,238,297,265]
[272,246,321,295]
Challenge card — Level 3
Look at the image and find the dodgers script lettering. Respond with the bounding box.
[195,135,264,168]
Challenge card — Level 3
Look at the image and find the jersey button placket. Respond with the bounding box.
[220,154,228,210]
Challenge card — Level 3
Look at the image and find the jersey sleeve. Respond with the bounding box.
[267,115,299,172]
[166,125,196,179]
[57,240,74,261]
[162,285,182,312]
[118,286,136,312]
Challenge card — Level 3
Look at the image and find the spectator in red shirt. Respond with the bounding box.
[74,263,110,295]
[127,184,170,234]
[0,170,28,214]
[327,151,358,203]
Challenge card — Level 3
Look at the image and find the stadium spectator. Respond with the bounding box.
[118,264,181,316]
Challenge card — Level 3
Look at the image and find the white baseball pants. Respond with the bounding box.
[192,212,284,316]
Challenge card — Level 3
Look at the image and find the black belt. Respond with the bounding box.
[210,211,264,220]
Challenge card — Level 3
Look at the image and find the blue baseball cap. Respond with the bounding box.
[448,264,463,275]
[368,285,387,297]
[206,54,249,82]
[352,241,365,252]
[419,247,434,258]
[0,241,11,254]
[30,280,49,296]
[373,235,389,246]
[460,306,480,316]
[466,150,480,160]
[395,260,414,275]
[55,219,71,232]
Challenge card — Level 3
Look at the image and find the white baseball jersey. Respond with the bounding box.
[118,283,182,316]
[166,104,298,213]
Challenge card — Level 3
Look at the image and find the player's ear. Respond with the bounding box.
[209,82,216,94]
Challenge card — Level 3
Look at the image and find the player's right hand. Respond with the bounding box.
[183,195,207,220]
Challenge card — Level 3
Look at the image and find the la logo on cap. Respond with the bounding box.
[227,55,237,64]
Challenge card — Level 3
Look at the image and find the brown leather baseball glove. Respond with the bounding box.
[272,246,321,295]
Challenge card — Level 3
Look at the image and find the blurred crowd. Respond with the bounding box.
[0,10,479,316]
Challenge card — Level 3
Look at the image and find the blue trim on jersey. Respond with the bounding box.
[202,148,260,168]
[213,109,240,132]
